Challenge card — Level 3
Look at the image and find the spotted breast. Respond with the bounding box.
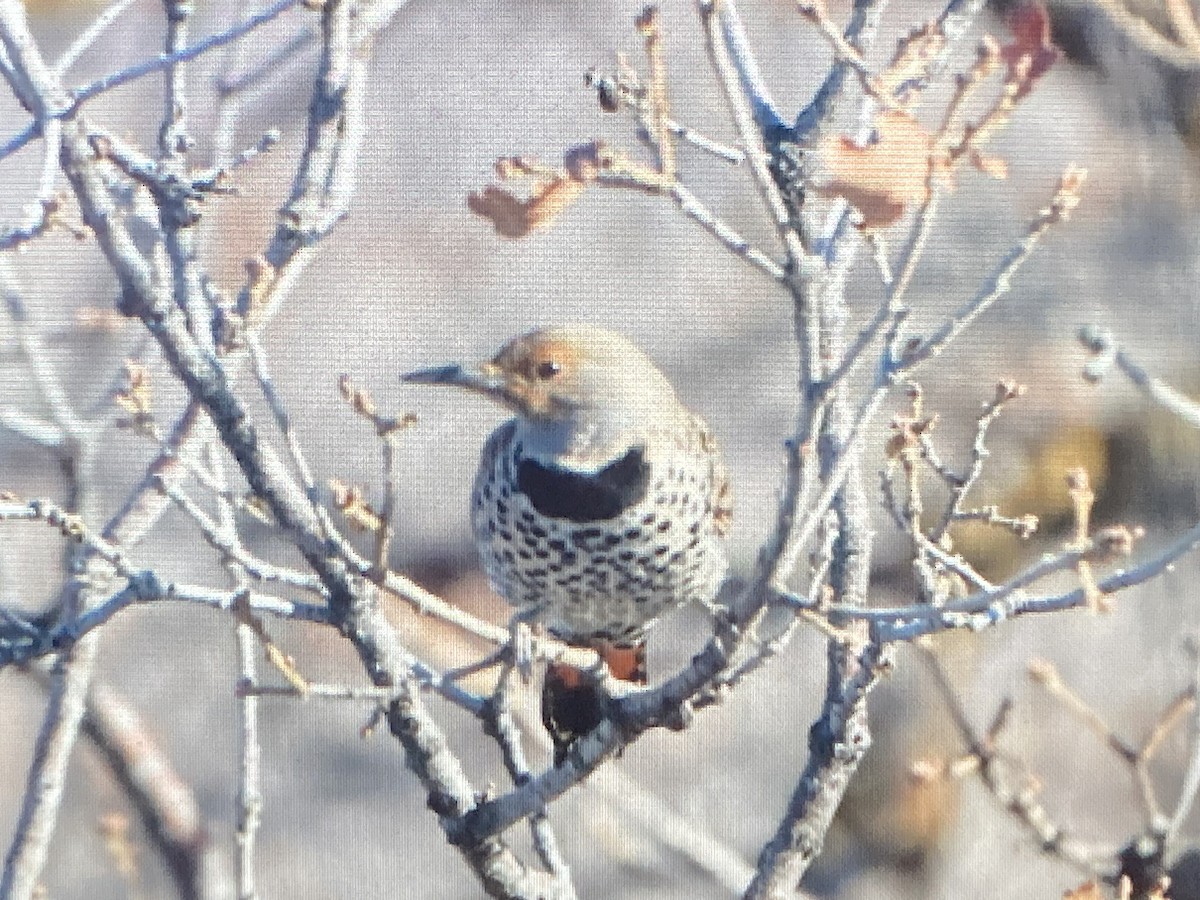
[472,416,730,646]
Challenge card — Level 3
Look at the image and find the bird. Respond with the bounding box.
[404,325,732,761]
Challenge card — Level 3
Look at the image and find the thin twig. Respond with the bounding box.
[906,167,1087,369]
[235,616,262,900]
[0,0,304,164]
[488,663,576,892]
[76,678,231,899]
[53,0,139,75]
[700,0,802,258]
[1081,326,1200,429]
[1168,653,1200,848]
[920,647,1116,876]
[245,332,323,505]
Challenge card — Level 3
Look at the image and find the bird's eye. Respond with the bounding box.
[535,360,561,380]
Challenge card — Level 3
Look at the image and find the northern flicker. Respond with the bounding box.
[404,326,732,759]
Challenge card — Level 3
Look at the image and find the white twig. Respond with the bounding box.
[53,0,139,76]
[1168,651,1200,848]
[235,617,262,900]
[245,332,322,501]
[489,665,576,892]
[908,169,1087,369]
[1,637,101,899]
[1081,325,1200,429]
[0,0,304,163]
[712,0,786,133]
[670,181,786,280]
[700,0,803,259]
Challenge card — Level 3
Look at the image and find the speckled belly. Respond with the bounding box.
[471,444,727,643]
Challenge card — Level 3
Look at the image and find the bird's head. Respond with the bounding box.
[403,326,685,453]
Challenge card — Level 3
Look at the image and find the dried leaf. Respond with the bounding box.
[1002,2,1060,98]
[526,178,588,230]
[468,185,535,238]
[469,143,614,237]
[816,111,932,229]
[468,178,587,238]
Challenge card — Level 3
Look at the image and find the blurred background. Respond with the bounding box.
[3,0,1200,896]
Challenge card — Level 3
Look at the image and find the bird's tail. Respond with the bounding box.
[543,639,646,765]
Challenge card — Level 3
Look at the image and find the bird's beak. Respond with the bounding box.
[402,362,516,404]
[404,362,582,419]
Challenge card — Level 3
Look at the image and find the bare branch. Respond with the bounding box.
[234,617,263,900]
[0,0,304,164]
[1081,326,1200,429]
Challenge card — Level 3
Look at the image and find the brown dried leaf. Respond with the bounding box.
[468,178,587,238]
[526,178,588,230]
[816,111,933,229]
[1001,2,1060,99]
[468,186,537,238]
[469,143,616,237]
